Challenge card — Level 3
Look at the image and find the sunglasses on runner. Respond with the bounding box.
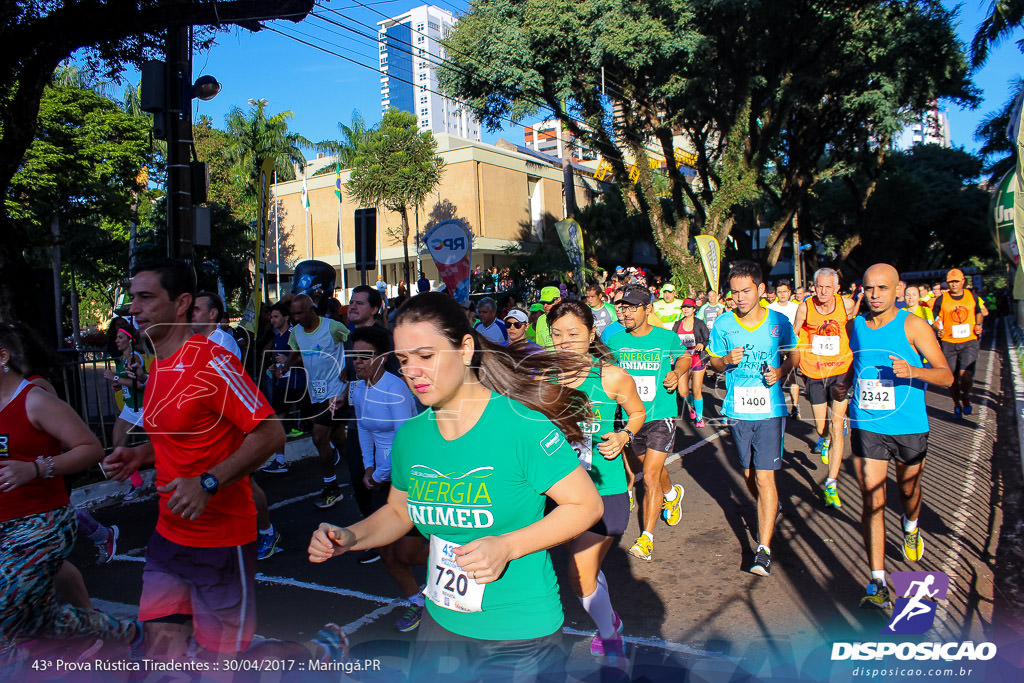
[614,302,642,312]
[504,320,526,329]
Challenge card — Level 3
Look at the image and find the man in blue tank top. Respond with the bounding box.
[836,264,952,610]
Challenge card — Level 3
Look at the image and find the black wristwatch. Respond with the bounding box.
[617,428,634,445]
[199,472,219,495]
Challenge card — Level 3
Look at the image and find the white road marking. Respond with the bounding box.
[666,429,729,466]
[269,484,351,511]
[934,328,997,639]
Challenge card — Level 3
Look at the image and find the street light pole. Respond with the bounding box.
[165,25,194,263]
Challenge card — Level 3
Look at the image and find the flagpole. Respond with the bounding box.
[336,161,346,303]
[303,167,312,260]
[274,171,281,301]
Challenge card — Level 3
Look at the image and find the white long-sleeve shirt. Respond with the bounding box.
[350,371,418,484]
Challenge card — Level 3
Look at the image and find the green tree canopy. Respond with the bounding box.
[347,108,445,286]
[439,0,975,284]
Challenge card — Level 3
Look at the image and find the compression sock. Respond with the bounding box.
[580,582,617,639]
[694,398,704,421]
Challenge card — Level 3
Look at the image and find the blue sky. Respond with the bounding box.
[138,0,1019,158]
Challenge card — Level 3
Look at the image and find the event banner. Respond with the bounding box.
[422,219,472,304]
[993,170,1017,265]
[695,234,721,293]
[554,218,586,293]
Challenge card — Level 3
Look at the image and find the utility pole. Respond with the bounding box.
[165,26,193,263]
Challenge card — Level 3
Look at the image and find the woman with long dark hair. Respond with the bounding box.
[309,293,602,680]
[0,321,141,664]
[547,301,645,658]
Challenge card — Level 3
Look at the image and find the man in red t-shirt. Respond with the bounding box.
[104,259,285,659]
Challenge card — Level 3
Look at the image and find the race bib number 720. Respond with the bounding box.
[424,535,485,613]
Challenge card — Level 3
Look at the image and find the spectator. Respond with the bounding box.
[474,297,508,345]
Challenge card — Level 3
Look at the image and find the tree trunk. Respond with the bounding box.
[400,207,411,290]
[51,214,63,349]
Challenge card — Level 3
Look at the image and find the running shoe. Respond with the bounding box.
[96,525,119,564]
[687,404,696,421]
[358,549,381,564]
[749,547,772,576]
[860,579,893,610]
[315,484,343,509]
[812,436,826,455]
[695,418,706,428]
[590,631,626,658]
[312,623,350,663]
[790,405,801,419]
[612,610,624,634]
[628,534,653,561]
[287,428,306,438]
[257,530,282,560]
[953,405,962,418]
[823,483,842,508]
[260,458,289,474]
[661,484,684,526]
[962,403,973,416]
[820,439,831,465]
[902,527,925,562]
[395,604,423,632]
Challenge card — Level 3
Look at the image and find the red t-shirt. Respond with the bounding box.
[144,335,273,547]
[0,380,68,521]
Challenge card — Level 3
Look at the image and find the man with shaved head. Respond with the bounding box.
[837,263,952,609]
[285,294,350,509]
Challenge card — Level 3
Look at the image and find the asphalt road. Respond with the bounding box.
[36,322,1024,682]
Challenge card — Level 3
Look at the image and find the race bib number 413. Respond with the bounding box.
[424,535,485,613]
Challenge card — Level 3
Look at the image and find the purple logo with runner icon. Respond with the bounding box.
[884,571,949,635]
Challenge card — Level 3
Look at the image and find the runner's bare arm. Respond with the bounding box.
[600,365,646,457]
[453,467,602,584]
[103,441,155,481]
[310,487,414,561]
[792,300,808,336]
[905,314,954,387]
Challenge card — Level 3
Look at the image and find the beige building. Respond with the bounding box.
[269,133,602,300]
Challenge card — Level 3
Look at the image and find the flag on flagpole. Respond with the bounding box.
[301,171,310,211]
[334,161,342,200]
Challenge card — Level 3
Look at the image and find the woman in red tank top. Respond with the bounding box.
[0,322,140,664]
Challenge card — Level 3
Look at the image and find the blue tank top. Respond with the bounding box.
[849,309,929,435]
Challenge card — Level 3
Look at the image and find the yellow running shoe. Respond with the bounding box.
[823,483,842,508]
[628,534,653,561]
[628,489,635,513]
[661,484,684,526]
[902,527,924,562]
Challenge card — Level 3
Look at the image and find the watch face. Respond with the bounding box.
[201,474,217,492]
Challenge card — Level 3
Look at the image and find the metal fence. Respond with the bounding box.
[55,349,122,450]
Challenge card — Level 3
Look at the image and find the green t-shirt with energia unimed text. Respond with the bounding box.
[607,326,685,421]
[391,392,579,640]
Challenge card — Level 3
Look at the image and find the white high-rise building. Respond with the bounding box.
[894,102,951,150]
[378,5,481,141]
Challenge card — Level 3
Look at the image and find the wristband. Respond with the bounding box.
[32,459,40,478]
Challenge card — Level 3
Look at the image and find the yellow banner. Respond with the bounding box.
[694,235,721,293]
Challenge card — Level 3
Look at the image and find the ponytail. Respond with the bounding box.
[393,293,591,442]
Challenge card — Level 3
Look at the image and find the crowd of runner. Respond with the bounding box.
[0,257,993,678]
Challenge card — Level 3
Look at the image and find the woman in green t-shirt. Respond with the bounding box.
[308,292,603,679]
[548,301,646,659]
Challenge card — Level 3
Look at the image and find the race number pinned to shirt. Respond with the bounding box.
[951,324,971,339]
[425,535,485,613]
[632,375,656,402]
[735,386,770,414]
[811,335,840,356]
[679,333,696,349]
[311,379,329,402]
[858,379,895,411]
[572,423,597,471]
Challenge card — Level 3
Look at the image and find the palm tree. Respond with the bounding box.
[225,99,311,189]
[314,110,372,170]
[971,0,1024,67]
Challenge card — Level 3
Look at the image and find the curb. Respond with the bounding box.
[1002,317,1024,475]
[71,435,320,511]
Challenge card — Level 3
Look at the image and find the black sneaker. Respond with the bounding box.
[316,485,343,509]
[749,548,771,576]
[358,549,381,564]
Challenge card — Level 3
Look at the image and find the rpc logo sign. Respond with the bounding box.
[424,221,470,265]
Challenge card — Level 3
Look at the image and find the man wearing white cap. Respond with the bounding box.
[504,309,542,353]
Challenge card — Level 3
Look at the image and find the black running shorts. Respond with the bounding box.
[940,339,979,374]
[631,418,677,456]
[851,428,927,465]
